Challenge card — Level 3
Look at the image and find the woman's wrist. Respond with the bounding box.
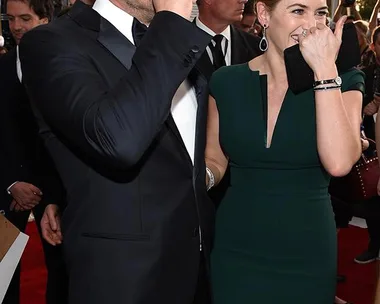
[314,66,338,82]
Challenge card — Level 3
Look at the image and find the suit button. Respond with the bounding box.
[193,228,199,237]
[191,46,199,53]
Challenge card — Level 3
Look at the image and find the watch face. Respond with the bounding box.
[335,76,342,86]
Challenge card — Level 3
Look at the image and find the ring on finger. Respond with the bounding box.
[302,29,307,37]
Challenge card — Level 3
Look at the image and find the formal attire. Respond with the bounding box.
[194,18,261,207]
[208,64,365,303]
[0,48,68,304]
[194,17,261,81]
[19,1,214,303]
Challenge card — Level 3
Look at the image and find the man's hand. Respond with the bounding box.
[9,182,42,210]
[10,199,28,212]
[41,204,62,246]
[153,0,195,20]
[361,138,370,151]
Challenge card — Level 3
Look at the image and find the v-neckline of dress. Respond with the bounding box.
[246,64,289,150]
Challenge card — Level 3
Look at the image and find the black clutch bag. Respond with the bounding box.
[284,22,361,94]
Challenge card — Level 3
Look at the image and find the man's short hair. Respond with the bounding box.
[6,0,54,21]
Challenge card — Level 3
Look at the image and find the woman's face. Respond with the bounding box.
[257,0,328,53]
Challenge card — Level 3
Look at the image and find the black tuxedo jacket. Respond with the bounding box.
[0,49,64,218]
[195,24,262,81]
[20,2,214,304]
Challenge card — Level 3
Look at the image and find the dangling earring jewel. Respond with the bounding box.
[259,24,268,52]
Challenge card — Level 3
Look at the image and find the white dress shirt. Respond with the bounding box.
[195,17,231,66]
[16,46,22,82]
[93,0,198,164]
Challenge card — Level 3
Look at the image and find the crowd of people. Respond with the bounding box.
[0,0,380,303]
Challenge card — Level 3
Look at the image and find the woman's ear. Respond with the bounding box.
[255,1,270,27]
[370,43,375,51]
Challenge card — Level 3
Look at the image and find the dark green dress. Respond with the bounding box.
[209,64,365,303]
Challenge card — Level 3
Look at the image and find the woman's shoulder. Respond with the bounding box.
[209,63,258,96]
[210,63,250,83]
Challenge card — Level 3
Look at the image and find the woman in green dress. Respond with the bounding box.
[204,0,365,302]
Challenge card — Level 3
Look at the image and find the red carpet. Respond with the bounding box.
[20,222,47,304]
[20,222,378,304]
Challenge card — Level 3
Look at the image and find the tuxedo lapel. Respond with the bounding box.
[189,67,208,176]
[69,1,136,70]
[166,68,208,173]
[97,18,136,70]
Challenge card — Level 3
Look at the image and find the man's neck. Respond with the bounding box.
[198,14,229,34]
[110,0,153,25]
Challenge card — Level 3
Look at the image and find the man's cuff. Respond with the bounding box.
[7,181,19,195]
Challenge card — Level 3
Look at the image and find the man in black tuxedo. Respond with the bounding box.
[19,0,215,303]
[194,0,261,206]
[0,0,68,303]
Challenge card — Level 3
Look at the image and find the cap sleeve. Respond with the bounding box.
[340,68,365,95]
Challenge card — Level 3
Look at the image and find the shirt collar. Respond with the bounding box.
[195,17,230,42]
[93,0,134,44]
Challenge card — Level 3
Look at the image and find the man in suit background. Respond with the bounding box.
[195,0,262,206]
[19,0,215,303]
[194,0,261,80]
[0,0,68,303]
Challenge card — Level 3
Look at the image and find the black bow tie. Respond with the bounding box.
[132,18,148,47]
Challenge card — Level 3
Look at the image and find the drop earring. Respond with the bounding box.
[259,24,268,52]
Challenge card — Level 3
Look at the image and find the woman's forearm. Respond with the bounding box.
[314,68,362,176]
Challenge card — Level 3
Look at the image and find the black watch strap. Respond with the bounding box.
[313,76,342,87]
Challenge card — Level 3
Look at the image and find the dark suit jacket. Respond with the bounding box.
[196,24,262,81]
[195,24,262,206]
[0,49,64,221]
[20,2,214,304]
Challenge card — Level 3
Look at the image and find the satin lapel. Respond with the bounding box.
[189,67,208,177]
[97,18,136,70]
